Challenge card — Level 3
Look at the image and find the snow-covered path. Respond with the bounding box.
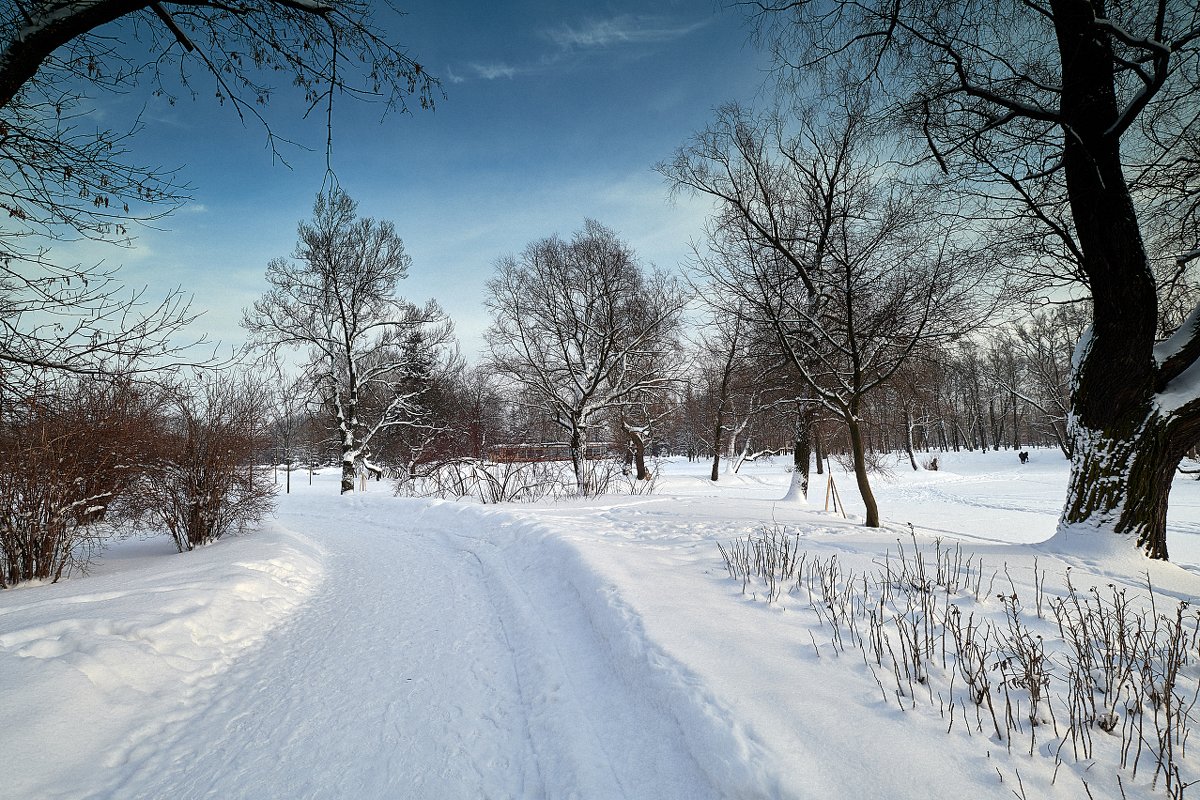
[6,451,1200,800]
[82,496,760,800]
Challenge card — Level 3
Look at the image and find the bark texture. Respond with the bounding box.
[1051,1,1200,558]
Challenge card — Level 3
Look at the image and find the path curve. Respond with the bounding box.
[88,495,757,800]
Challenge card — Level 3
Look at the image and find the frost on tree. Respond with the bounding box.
[243,190,454,494]
[484,220,685,495]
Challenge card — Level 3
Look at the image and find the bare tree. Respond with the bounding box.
[265,367,313,494]
[1,1,436,259]
[364,330,466,479]
[690,305,792,483]
[451,366,508,463]
[746,0,1200,556]
[0,259,209,397]
[664,102,995,526]
[887,355,941,471]
[1,2,434,398]
[484,220,687,495]
[1002,305,1090,459]
[243,189,454,494]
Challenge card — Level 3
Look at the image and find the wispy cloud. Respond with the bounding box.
[544,14,708,50]
[468,62,519,80]
[445,60,532,84]
[449,14,708,84]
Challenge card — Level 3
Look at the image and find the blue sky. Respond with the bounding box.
[75,2,769,360]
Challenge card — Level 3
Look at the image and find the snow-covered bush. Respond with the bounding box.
[137,376,274,552]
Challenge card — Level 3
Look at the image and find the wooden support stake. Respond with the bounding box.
[830,477,847,519]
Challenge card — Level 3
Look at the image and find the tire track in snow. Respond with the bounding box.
[427,503,775,800]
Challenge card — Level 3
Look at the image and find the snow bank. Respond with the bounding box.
[0,524,324,799]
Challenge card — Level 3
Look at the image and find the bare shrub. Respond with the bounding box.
[137,375,274,552]
[0,380,152,586]
[717,532,1200,796]
[398,455,658,503]
[396,458,567,503]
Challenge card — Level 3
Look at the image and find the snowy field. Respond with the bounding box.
[2,449,1199,799]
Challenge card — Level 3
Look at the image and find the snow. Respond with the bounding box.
[3,449,1200,798]
[1157,354,1200,415]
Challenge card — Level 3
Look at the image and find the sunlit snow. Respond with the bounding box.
[2,450,1198,799]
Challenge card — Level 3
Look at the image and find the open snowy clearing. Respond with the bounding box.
[2,449,1199,799]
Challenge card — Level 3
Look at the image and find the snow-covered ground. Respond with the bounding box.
[2,449,1199,799]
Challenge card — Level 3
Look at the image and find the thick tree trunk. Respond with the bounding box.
[1061,413,1189,559]
[847,417,880,527]
[335,401,355,495]
[1049,1,1200,559]
[627,428,650,481]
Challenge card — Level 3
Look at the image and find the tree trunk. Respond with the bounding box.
[1049,1,1200,559]
[710,409,724,482]
[785,407,813,501]
[988,399,1001,451]
[1011,390,1020,451]
[334,390,357,495]
[904,407,919,470]
[569,424,587,494]
[1049,418,1073,461]
[340,406,355,494]
[814,426,825,475]
[627,427,650,481]
[847,416,880,527]
[1060,413,1189,559]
